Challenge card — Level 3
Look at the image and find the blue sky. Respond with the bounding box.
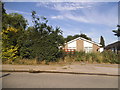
[4,2,118,45]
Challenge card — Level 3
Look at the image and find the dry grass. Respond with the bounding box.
[3,59,38,65]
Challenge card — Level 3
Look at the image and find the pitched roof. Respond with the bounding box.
[65,37,102,47]
[105,41,120,49]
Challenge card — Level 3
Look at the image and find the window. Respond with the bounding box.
[84,47,93,53]
[68,47,76,49]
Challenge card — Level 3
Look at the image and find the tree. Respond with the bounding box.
[18,28,33,59]
[2,5,65,63]
[65,34,92,42]
[65,35,73,42]
[1,2,6,14]
[79,34,92,41]
[100,36,105,47]
[113,25,120,40]
[2,4,28,62]
[2,27,20,62]
[112,25,120,53]
[2,13,27,30]
[73,34,80,39]
[28,11,64,62]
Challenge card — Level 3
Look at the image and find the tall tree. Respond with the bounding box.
[28,11,64,62]
[113,25,120,41]
[2,2,6,14]
[100,36,105,47]
[2,3,28,62]
[112,25,120,53]
[2,13,27,30]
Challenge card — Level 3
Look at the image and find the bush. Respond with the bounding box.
[75,51,86,62]
[64,51,119,64]
[102,51,119,64]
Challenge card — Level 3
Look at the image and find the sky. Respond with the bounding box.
[4,2,119,45]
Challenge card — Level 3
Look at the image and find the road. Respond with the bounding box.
[2,72,118,88]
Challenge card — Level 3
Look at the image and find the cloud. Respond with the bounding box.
[6,9,42,18]
[36,2,96,11]
[64,13,90,23]
[51,14,90,23]
[6,9,30,15]
[7,8,116,27]
[51,15,64,19]
[36,2,117,27]
[50,3,117,27]
[62,28,82,37]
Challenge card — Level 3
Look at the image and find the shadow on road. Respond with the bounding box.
[29,71,119,77]
[0,73,10,78]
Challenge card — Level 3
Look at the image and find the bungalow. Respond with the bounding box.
[105,41,120,54]
[63,37,103,53]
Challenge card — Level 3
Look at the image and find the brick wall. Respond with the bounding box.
[64,44,68,49]
[76,39,84,52]
[93,44,100,52]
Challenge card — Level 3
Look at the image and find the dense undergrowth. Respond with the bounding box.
[3,51,120,65]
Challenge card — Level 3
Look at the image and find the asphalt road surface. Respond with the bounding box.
[2,72,118,88]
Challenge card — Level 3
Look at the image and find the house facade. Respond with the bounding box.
[105,41,120,54]
[63,37,102,53]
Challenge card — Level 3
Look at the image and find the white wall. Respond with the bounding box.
[68,40,76,49]
[98,48,104,52]
[84,41,93,48]
[84,41,93,53]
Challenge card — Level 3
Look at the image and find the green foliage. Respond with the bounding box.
[79,34,92,41]
[72,51,119,64]
[2,27,20,62]
[65,34,92,42]
[2,7,65,63]
[1,2,6,14]
[28,11,65,62]
[10,13,27,29]
[13,11,65,62]
[74,51,86,61]
[2,13,27,30]
[112,25,120,37]
[2,5,28,62]
[102,51,119,64]
[65,35,73,42]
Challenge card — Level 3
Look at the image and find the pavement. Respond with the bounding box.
[1,63,120,76]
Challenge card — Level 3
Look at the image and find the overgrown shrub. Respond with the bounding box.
[74,51,86,62]
[102,51,119,64]
[64,51,119,64]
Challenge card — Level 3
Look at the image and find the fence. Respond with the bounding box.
[63,49,76,54]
